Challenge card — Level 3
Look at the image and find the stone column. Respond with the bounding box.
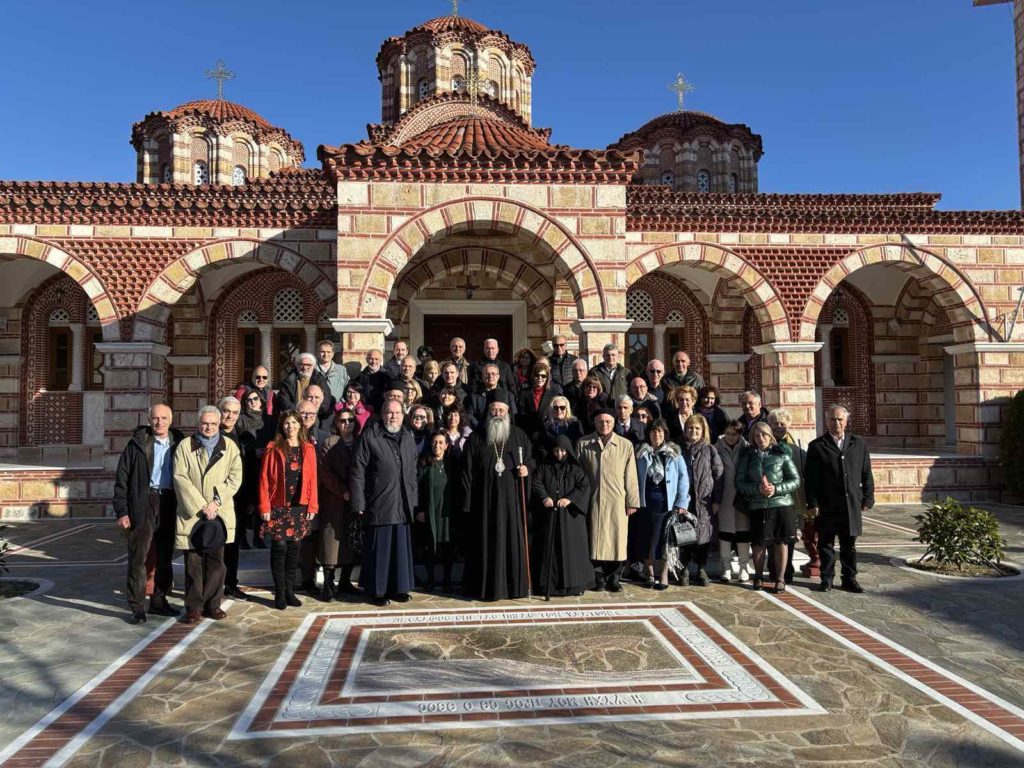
[706,353,751,417]
[332,319,394,366]
[304,324,318,356]
[68,323,84,392]
[753,342,821,444]
[573,320,632,369]
[818,324,834,386]
[258,323,273,379]
[95,342,170,470]
[943,341,1024,458]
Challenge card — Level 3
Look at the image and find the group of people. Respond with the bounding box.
[112,334,875,623]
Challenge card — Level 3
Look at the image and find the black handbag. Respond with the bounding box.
[667,516,697,547]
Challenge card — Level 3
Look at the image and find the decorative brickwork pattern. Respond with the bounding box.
[815,286,875,436]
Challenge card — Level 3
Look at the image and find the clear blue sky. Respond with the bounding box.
[0,0,1018,210]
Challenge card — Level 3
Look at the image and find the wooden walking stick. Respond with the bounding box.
[517,446,534,598]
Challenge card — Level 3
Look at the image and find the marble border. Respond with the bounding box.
[229,602,825,739]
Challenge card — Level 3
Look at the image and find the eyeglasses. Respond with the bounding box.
[254,375,268,381]
[648,369,664,374]
[411,415,427,421]
[338,418,354,425]
[299,413,317,419]
[555,343,566,348]
[552,405,567,410]
[535,374,548,379]
[246,397,261,403]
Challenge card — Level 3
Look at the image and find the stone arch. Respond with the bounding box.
[800,243,990,344]
[133,238,336,342]
[360,197,605,320]
[626,240,791,342]
[627,271,710,372]
[0,234,120,341]
[389,247,555,330]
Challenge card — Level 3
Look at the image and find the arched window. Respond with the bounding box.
[626,290,655,376]
[727,173,738,193]
[697,170,711,193]
[660,170,675,187]
[193,161,209,185]
[48,308,70,325]
[232,165,246,186]
[482,79,498,98]
[161,163,173,183]
[273,288,304,323]
[418,78,432,100]
[452,76,467,94]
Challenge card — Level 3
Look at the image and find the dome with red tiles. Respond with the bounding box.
[399,115,554,154]
[419,15,490,34]
[162,98,272,129]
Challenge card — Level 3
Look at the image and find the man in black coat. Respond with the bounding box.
[804,404,875,593]
[547,335,578,388]
[383,340,409,380]
[612,395,646,447]
[113,404,184,623]
[465,364,518,425]
[357,349,390,411]
[665,351,705,391]
[277,353,332,412]
[350,399,419,606]
[469,338,517,394]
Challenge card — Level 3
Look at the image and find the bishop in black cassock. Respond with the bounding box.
[461,390,535,601]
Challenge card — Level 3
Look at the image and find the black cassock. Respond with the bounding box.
[461,425,535,600]
[530,457,593,597]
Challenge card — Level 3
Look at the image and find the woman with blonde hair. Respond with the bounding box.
[668,385,698,445]
[735,420,800,593]
[421,360,441,390]
[674,414,723,586]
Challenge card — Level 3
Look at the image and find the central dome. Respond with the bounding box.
[419,15,489,33]
[163,98,272,129]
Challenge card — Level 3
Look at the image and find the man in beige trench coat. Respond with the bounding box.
[577,408,640,592]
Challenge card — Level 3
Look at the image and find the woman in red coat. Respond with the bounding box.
[258,410,319,609]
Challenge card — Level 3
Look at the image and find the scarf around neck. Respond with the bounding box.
[196,431,220,459]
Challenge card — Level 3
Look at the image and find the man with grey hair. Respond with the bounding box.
[351,399,418,606]
[444,337,471,385]
[739,390,770,440]
[357,349,389,410]
[666,350,705,391]
[113,403,184,624]
[384,340,409,380]
[217,395,249,602]
[805,404,875,594]
[588,343,629,400]
[547,334,577,387]
[173,405,243,623]
[277,352,332,412]
[470,338,517,394]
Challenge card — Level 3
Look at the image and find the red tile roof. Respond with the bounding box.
[399,116,555,154]
[610,111,764,158]
[625,186,1024,233]
[420,15,489,33]
[161,99,272,128]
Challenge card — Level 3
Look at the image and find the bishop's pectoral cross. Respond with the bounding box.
[668,73,695,112]
[205,59,236,100]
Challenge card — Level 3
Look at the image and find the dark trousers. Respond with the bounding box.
[184,547,226,612]
[817,519,858,582]
[224,542,240,590]
[125,491,176,611]
[680,542,709,569]
[594,560,623,586]
[300,533,318,585]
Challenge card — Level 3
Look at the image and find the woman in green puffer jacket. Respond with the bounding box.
[735,421,800,594]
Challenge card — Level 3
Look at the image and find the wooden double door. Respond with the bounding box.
[423,314,514,363]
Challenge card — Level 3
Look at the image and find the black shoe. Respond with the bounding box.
[274,591,287,610]
[696,569,710,587]
[840,579,864,594]
[338,580,360,595]
[371,595,391,607]
[680,570,690,587]
[653,583,669,592]
[300,580,317,596]
[148,598,177,616]
[129,609,147,625]
[393,593,411,603]
[607,580,623,593]
[321,569,336,603]
[751,578,763,591]
[589,581,606,592]
[285,592,303,607]
[224,586,249,602]
[819,580,833,592]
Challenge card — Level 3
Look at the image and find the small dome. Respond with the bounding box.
[163,99,272,129]
[399,115,554,154]
[419,15,489,33]
[610,111,733,149]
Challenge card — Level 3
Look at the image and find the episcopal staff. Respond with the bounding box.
[461,390,534,601]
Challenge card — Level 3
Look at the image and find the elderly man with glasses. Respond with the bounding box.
[278,352,333,412]
[234,366,275,416]
[644,360,670,405]
[547,335,578,388]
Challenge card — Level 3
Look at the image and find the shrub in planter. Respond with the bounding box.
[913,497,1005,571]
[1001,389,1024,496]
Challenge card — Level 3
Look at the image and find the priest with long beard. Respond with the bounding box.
[461,389,535,600]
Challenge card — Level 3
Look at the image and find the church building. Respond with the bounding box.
[1,9,1023,517]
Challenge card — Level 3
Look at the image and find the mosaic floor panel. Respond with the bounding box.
[231,602,824,738]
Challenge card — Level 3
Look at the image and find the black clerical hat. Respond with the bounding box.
[485,388,513,406]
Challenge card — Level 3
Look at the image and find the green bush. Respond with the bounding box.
[913,497,1005,570]
[1000,389,1024,496]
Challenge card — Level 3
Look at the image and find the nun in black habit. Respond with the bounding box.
[531,435,593,597]
[461,388,535,601]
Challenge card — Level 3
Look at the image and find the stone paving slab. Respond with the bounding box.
[0,506,1022,767]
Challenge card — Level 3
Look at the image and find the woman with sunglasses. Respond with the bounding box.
[237,389,275,548]
[516,360,562,439]
[338,381,372,431]
[536,395,583,461]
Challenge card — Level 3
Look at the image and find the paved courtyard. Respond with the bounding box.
[0,504,1022,768]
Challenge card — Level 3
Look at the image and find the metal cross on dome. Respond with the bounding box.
[668,73,696,112]
[205,60,236,100]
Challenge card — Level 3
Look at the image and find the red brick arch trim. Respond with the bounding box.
[626,240,791,342]
[358,197,605,321]
[0,235,119,341]
[799,243,991,344]
[390,247,555,328]
[133,238,336,341]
